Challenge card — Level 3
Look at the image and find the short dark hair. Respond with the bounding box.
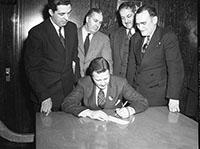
[87,57,110,76]
[118,2,136,13]
[136,4,157,17]
[48,0,71,12]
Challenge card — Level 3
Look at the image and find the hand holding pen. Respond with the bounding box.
[115,101,130,118]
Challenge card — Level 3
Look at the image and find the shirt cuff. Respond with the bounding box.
[78,109,93,117]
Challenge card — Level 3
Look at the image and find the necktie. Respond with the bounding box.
[84,33,90,56]
[59,27,65,48]
[97,89,106,109]
[141,36,150,58]
[128,29,132,40]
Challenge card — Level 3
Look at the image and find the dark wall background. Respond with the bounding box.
[0,0,198,135]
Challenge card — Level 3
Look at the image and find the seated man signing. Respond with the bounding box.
[62,57,148,121]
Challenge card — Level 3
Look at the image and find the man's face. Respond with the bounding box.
[119,7,135,29]
[49,4,72,27]
[85,12,103,34]
[92,70,110,90]
[136,10,157,36]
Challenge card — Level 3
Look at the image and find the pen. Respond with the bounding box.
[114,99,121,106]
[122,101,128,107]
[114,101,129,117]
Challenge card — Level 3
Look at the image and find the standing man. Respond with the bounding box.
[62,57,148,121]
[110,2,136,78]
[24,0,80,116]
[77,8,113,77]
[127,5,184,112]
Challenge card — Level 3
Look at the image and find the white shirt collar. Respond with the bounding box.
[82,26,93,41]
[126,28,135,35]
[50,18,64,37]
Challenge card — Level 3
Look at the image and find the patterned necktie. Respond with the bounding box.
[141,36,150,58]
[84,33,90,56]
[128,29,132,40]
[59,27,65,48]
[97,89,106,109]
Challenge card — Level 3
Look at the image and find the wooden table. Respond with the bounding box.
[36,107,198,149]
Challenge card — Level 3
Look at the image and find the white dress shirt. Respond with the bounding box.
[126,28,135,36]
[82,26,93,43]
[50,18,65,38]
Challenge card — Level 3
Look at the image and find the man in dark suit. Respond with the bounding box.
[62,57,148,121]
[127,5,184,112]
[24,0,80,116]
[110,2,136,78]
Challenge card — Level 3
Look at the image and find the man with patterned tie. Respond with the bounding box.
[58,27,65,48]
[24,0,80,116]
[110,2,136,78]
[62,57,148,121]
[126,5,184,112]
[77,8,113,77]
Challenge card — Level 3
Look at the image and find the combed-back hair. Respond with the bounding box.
[118,1,136,13]
[83,8,103,25]
[87,57,110,76]
[48,0,71,12]
[136,4,157,17]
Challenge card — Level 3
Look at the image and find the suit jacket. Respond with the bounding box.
[78,27,113,77]
[24,19,80,110]
[110,26,131,77]
[127,26,184,106]
[62,75,148,116]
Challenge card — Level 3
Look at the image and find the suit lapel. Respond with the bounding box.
[88,82,99,109]
[85,33,97,60]
[64,23,71,55]
[46,19,65,55]
[134,34,144,66]
[141,26,161,62]
[118,28,127,62]
[105,78,111,101]
[78,27,85,55]
[104,76,116,108]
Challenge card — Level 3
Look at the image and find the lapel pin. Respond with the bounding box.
[156,42,161,47]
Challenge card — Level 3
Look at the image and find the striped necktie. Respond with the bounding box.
[97,89,106,109]
[59,27,65,48]
[128,29,132,40]
[141,36,150,58]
